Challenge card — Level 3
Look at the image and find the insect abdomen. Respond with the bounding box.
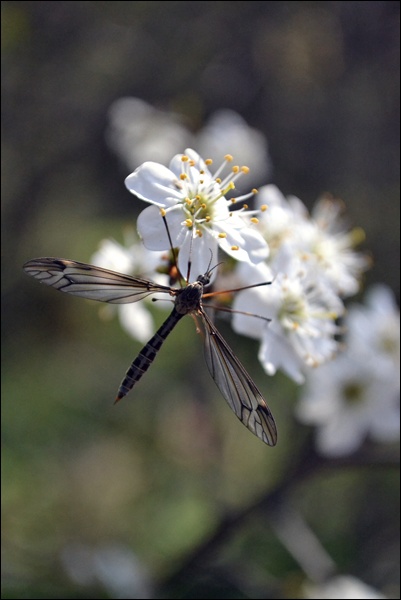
[115,309,184,402]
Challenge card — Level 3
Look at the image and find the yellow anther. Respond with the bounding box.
[228,181,235,190]
[201,203,206,209]
[232,165,240,174]
[180,173,188,180]
[350,227,366,245]
[185,197,192,205]
[241,166,250,174]
[218,232,227,238]
[181,155,189,162]
[224,154,233,162]
[252,188,258,195]
[251,217,259,224]
[215,177,221,184]
[189,160,195,167]
[205,159,213,165]
[196,229,202,237]
[231,245,239,251]
[243,204,248,209]
[260,204,268,212]
[185,218,193,227]
[205,216,211,222]
[160,208,166,217]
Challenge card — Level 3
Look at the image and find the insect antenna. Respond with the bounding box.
[160,209,184,286]
[202,280,272,299]
[202,303,271,325]
[184,227,198,283]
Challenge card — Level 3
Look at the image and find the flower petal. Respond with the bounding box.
[125,162,182,206]
[178,231,218,282]
[137,205,184,250]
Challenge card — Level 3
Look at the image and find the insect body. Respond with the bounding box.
[117,275,205,401]
[23,258,277,446]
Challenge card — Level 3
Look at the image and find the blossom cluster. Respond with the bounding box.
[92,105,399,457]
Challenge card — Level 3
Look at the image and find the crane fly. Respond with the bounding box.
[23,257,277,446]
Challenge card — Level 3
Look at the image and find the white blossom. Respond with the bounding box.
[106,98,271,186]
[303,575,387,599]
[196,109,271,186]
[125,149,269,281]
[255,185,370,296]
[296,285,400,456]
[106,97,192,170]
[91,235,170,343]
[232,255,343,383]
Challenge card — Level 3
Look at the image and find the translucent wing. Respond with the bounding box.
[200,309,277,446]
[23,258,173,304]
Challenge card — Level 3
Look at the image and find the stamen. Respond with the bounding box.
[251,217,259,224]
[350,227,366,246]
[241,166,250,174]
[231,245,239,251]
[160,208,166,217]
[218,232,227,238]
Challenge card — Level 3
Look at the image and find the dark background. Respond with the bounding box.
[2,2,399,598]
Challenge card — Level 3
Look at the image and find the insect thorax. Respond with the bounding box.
[174,281,204,315]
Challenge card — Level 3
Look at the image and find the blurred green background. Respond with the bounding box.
[2,2,399,598]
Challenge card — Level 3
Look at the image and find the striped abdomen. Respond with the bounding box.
[115,308,184,402]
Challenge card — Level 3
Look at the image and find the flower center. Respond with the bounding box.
[342,381,365,405]
[279,290,307,330]
[177,154,263,236]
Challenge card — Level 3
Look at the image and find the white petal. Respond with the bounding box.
[232,287,272,339]
[168,148,207,178]
[259,332,305,384]
[239,228,270,263]
[304,575,387,599]
[118,303,154,344]
[91,239,134,273]
[316,414,366,457]
[137,205,184,250]
[125,162,182,206]
[177,231,218,282]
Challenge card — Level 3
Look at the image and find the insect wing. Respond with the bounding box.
[23,258,172,304]
[201,310,277,446]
